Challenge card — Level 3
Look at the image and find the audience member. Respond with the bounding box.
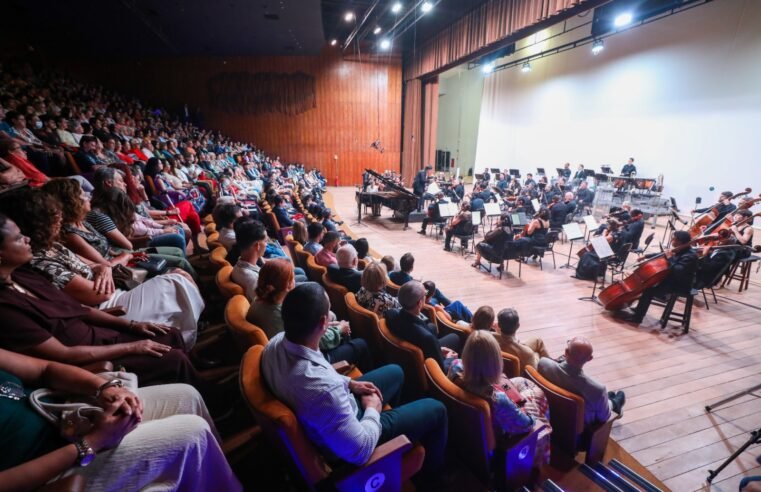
[355,261,401,317]
[493,308,550,371]
[212,203,242,251]
[314,231,340,267]
[327,244,362,293]
[303,222,325,255]
[230,217,267,303]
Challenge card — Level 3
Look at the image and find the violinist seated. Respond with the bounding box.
[596,203,631,236]
[443,202,473,252]
[694,243,737,290]
[620,209,645,251]
[510,209,550,259]
[619,231,699,325]
[472,215,514,271]
[692,191,737,227]
[729,209,755,259]
[417,192,447,235]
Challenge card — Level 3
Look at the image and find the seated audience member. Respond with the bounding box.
[212,203,242,251]
[291,219,308,245]
[493,308,550,371]
[448,330,552,463]
[261,282,448,481]
[351,237,370,260]
[380,254,397,274]
[388,252,415,285]
[0,189,203,347]
[272,194,294,227]
[538,337,625,426]
[314,231,340,267]
[231,217,267,303]
[303,222,325,255]
[327,244,362,293]
[320,208,339,232]
[470,305,497,332]
[74,135,102,173]
[0,138,48,187]
[423,280,472,324]
[0,214,207,389]
[385,281,462,371]
[356,261,402,318]
[0,155,27,192]
[0,349,241,491]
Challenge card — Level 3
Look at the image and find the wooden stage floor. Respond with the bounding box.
[329,186,761,492]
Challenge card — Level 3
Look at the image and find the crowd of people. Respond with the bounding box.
[0,60,633,490]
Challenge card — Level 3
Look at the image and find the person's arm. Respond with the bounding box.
[64,232,130,267]
[103,228,134,250]
[492,390,534,433]
[62,275,115,305]
[82,306,173,338]
[29,335,172,365]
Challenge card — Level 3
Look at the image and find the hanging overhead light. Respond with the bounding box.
[613,12,633,27]
[482,62,495,74]
[391,2,403,14]
[373,26,382,35]
[591,39,604,55]
[421,2,433,14]
[380,38,392,50]
[330,39,338,46]
[521,61,532,73]
[344,11,355,22]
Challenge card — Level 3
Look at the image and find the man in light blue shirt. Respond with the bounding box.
[261,282,448,479]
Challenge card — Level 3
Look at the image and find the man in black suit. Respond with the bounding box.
[413,165,432,211]
[326,244,363,293]
[621,209,645,250]
[549,196,568,229]
[561,162,572,179]
[693,191,737,229]
[622,231,698,325]
[385,281,462,370]
[524,173,536,187]
[621,157,637,176]
[418,192,447,235]
[576,181,595,211]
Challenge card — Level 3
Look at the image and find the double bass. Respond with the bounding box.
[688,188,751,237]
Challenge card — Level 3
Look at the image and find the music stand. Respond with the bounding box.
[560,223,584,269]
[582,215,599,240]
[601,165,613,174]
[583,169,596,178]
[577,236,615,305]
[509,169,521,179]
[536,168,545,176]
[483,202,501,229]
[490,168,500,175]
[555,168,565,177]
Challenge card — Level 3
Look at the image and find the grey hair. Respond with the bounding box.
[398,280,425,310]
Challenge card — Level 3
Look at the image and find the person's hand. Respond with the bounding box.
[84,406,140,452]
[130,340,172,357]
[164,218,178,225]
[664,249,674,259]
[360,393,383,414]
[441,347,458,359]
[131,251,149,262]
[162,226,177,234]
[130,321,172,337]
[349,380,382,398]
[97,385,143,418]
[92,265,115,295]
[166,208,179,216]
[337,321,351,336]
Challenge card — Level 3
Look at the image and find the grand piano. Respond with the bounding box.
[357,169,419,230]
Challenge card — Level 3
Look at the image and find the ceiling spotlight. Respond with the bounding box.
[591,39,604,55]
[344,11,355,22]
[391,2,403,14]
[481,62,494,74]
[330,39,338,46]
[613,12,633,28]
[421,2,433,14]
[373,26,382,35]
[380,38,392,50]
[521,62,532,73]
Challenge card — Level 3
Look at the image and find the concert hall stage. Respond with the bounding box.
[329,186,761,492]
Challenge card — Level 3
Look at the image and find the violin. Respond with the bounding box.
[688,188,751,238]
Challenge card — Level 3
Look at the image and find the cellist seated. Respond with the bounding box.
[618,231,698,324]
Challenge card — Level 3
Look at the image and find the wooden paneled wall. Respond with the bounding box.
[63,49,402,186]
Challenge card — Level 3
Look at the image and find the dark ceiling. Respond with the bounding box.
[0,0,488,57]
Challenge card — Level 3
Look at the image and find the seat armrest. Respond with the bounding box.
[36,475,86,492]
[331,360,354,375]
[80,361,114,374]
[330,435,413,492]
[584,412,618,464]
[496,422,543,490]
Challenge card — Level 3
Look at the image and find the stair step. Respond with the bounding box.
[591,462,642,492]
[580,464,626,492]
[609,459,664,492]
[539,479,565,492]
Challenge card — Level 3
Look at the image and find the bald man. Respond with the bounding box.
[537,337,625,426]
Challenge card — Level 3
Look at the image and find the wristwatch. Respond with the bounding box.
[74,439,96,467]
[94,379,123,399]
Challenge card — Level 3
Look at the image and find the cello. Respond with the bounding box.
[701,193,761,238]
[598,233,722,311]
[688,188,751,237]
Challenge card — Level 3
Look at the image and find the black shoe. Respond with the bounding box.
[443,246,452,252]
[417,229,426,235]
[617,311,643,324]
[609,390,626,415]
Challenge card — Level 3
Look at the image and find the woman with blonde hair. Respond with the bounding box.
[448,330,552,463]
[355,260,401,317]
[291,219,308,245]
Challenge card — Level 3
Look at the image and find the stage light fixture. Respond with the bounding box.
[391,2,403,14]
[380,38,392,50]
[421,2,433,14]
[330,39,338,46]
[613,12,633,27]
[482,62,494,74]
[521,62,532,73]
[591,39,604,55]
[373,26,382,35]
[344,11,355,22]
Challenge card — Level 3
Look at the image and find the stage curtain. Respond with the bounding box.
[401,78,422,185]
[422,78,439,169]
[404,0,595,81]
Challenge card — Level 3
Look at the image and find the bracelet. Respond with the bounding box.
[94,379,123,399]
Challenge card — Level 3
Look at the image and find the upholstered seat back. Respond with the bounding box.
[377,319,427,399]
[322,272,349,321]
[225,295,269,350]
[344,293,385,363]
[216,265,244,299]
[305,255,327,284]
[209,245,230,269]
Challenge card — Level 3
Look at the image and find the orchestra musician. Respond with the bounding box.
[418,192,447,235]
[450,177,465,203]
[507,177,522,196]
[619,231,698,324]
[575,181,595,212]
[511,208,550,258]
[575,218,623,280]
[444,202,472,252]
[524,173,536,187]
[621,157,637,177]
[560,162,572,179]
[692,191,737,227]
[572,164,586,184]
[495,173,508,193]
[413,165,432,211]
[472,214,514,270]
[620,209,645,250]
[730,209,755,258]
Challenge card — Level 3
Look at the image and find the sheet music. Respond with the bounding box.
[562,223,584,241]
[531,199,541,212]
[472,212,482,226]
[590,236,615,259]
[583,215,599,230]
[484,202,501,216]
[439,203,458,217]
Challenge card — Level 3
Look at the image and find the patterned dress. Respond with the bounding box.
[355,287,401,318]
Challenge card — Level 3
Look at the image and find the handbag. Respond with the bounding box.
[132,256,168,276]
[29,372,138,440]
[112,264,140,290]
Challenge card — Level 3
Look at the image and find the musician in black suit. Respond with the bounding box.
[451,178,465,203]
[572,164,586,184]
[385,281,462,371]
[413,165,432,211]
[561,162,572,179]
[623,231,698,325]
[524,173,536,187]
[692,191,737,228]
[621,157,637,177]
[418,192,447,235]
[620,209,645,250]
[576,181,595,210]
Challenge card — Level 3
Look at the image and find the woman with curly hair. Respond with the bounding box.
[0,187,204,347]
[42,179,196,278]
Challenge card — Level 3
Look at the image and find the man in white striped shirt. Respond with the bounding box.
[261,282,448,480]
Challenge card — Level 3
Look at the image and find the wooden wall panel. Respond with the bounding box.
[63,49,402,186]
